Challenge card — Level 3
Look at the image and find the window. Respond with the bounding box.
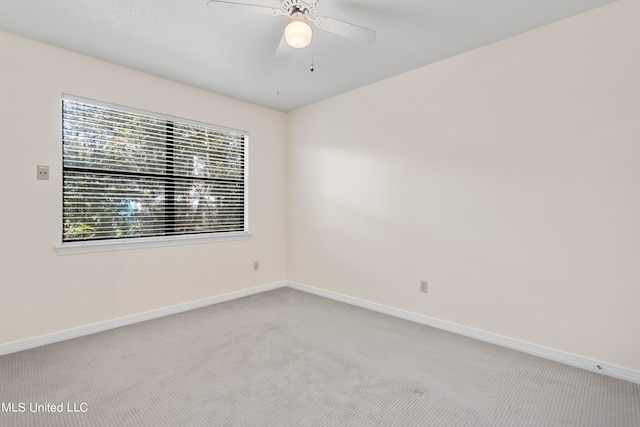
[60,95,248,253]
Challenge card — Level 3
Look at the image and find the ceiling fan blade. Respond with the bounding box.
[312,16,376,43]
[274,35,291,60]
[207,0,281,16]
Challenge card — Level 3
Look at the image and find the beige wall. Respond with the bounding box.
[2,0,639,374]
[0,32,288,344]
[287,0,640,371]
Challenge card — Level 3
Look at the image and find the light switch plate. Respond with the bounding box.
[37,165,49,180]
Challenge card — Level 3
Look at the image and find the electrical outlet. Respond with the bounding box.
[420,280,428,293]
[37,165,49,180]
[253,261,259,271]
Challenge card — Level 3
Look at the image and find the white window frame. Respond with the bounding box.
[56,95,250,255]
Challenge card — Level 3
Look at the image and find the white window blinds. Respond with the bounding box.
[62,96,248,243]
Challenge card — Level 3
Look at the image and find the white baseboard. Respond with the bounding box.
[2,279,638,385]
[0,281,286,357]
[286,281,640,385]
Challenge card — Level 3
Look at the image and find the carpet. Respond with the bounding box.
[1,287,638,426]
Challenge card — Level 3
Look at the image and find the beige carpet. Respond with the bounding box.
[1,287,639,426]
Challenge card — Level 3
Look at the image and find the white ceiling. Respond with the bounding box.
[0,0,618,112]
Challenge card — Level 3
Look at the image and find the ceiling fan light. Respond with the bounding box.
[285,20,312,48]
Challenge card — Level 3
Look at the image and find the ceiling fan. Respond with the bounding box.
[207,0,376,57]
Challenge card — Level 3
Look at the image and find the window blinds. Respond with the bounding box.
[62,96,247,243]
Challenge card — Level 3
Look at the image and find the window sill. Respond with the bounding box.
[55,232,251,255]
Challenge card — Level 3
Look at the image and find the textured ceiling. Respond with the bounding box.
[0,0,618,112]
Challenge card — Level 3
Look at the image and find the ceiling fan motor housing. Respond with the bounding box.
[282,0,315,16]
